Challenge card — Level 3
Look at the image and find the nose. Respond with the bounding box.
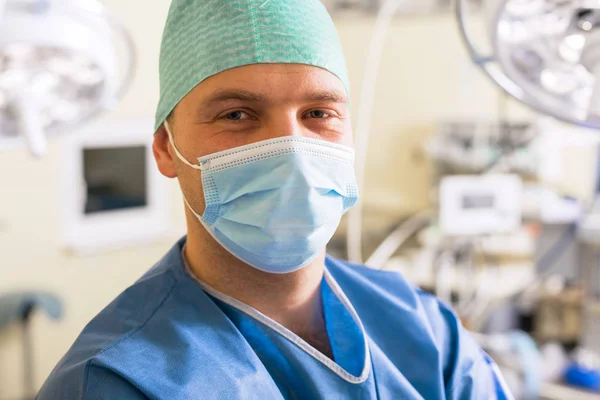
[261,110,313,141]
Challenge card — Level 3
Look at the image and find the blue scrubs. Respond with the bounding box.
[38,238,511,399]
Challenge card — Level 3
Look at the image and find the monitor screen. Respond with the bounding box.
[462,194,495,210]
[83,146,147,214]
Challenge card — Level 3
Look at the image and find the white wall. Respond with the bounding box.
[0,3,531,398]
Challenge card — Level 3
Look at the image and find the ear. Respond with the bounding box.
[153,124,178,179]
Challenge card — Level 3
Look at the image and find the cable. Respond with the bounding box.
[365,209,433,269]
[435,248,455,307]
[484,123,539,174]
[485,86,538,174]
[346,0,406,264]
[536,222,577,278]
[466,223,578,330]
[512,222,577,303]
[456,241,480,315]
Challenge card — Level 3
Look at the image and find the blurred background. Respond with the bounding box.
[2,0,600,399]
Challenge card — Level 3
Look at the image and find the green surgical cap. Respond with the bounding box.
[155,0,350,131]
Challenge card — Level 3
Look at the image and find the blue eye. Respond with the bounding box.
[226,111,245,120]
[309,110,328,119]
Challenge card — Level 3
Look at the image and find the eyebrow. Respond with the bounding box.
[197,89,348,113]
[305,91,348,103]
[200,89,270,109]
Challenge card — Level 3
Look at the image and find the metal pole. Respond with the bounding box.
[21,305,34,400]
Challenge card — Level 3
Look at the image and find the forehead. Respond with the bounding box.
[181,64,348,106]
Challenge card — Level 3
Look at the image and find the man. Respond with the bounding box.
[38,1,512,399]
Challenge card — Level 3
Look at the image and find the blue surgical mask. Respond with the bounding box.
[164,122,359,274]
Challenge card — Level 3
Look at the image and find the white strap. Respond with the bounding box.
[164,120,203,171]
[182,194,204,221]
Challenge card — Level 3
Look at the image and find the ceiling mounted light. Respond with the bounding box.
[0,0,136,156]
[457,0,600,129]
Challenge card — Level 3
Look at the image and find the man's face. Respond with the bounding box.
[154,63,352,216]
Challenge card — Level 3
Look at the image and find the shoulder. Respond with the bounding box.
[326,256,498,398]
[325,255,443,316]
[37,247,182,400]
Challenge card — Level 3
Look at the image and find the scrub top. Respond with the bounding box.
[38,238,511,399]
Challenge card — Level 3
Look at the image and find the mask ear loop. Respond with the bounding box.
[164,120,203,171]
[163,120,207,222]
[182,195,205,221]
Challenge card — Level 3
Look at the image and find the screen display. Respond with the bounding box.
[462,194,495,210]
[83,146,147,214]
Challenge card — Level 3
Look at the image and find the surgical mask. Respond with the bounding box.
[164,121,359,274]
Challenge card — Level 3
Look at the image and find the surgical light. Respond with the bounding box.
[0,0,135,157]
[457,0,600,129]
